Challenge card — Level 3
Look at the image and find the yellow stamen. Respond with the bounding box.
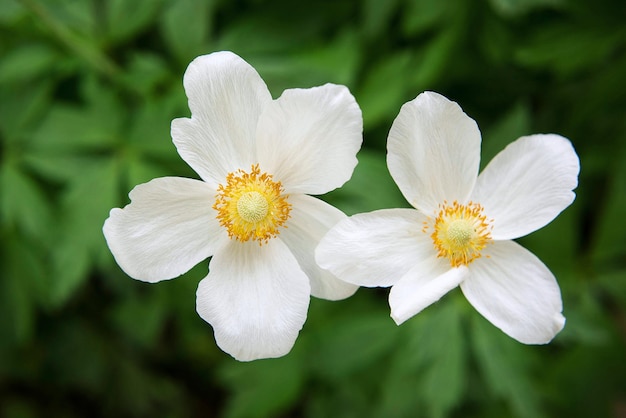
[428,200,493,267]
[213,164,291,244]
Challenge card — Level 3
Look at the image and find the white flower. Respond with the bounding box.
[103,51,362,361]
[316,91,580,344]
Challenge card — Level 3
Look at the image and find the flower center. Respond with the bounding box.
[213,164,291,244]
[428,201,493,267]
[237,192,269,223]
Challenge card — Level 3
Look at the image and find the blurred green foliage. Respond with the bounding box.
[1,0,625,416]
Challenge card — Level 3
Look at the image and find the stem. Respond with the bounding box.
[19,0,121,79]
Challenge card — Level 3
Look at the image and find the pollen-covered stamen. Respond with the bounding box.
[213,164,291,244]
[428,200,493,267]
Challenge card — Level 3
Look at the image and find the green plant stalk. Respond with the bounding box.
[19,0,120,79]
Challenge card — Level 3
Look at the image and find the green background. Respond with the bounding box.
[1,0,625,416]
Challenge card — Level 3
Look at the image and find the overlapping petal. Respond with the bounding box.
[389,260,468,325]
[279,194,358,300]
[196,238,311,361]
[471,134,580,240]
[316,209,432,288]
[460,240,565,344]
[387,91,481,214]
[102,51,371,361]
[103,177,224,283]
[256,84,362,195]
[171,51,272,185]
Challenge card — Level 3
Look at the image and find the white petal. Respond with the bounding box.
[256,84,362,195]
[316,209,433,288]
[460,240,565,344]
[103,177,224,282]
[387,91,481,214]
[171,51,272,185]
[389,259,467,325]
[279,194,358,301]
[196,238,311,361]
[471,134,580,240]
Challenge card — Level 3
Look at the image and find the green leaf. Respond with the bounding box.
[50,240,92,307]
[0,162,52,240]
[357,51,413,129]
[0,81,52,144]
[120,52,172,96]
[362,0,401,38]
[214,13,318,59]
[411,27,459,89]
[308,310,398,380]
[416,302,466,417]
[38,0,98,39]
[31,105,117,151]
[30,77,124,153]
[596,270,626,311]
[402,0,448,36]
[480,102,531,170]
[557,283,610,345]
[591,144,626,264]
[0,43,59,84]
[470,311,544,418]
[489,0,565,17]
[379,298,466,418]
[44,319,111,392]
[517,206,578,282]
[49,159,118,305]
[127,93,183,159]
[218,354,305,418]
[22,153,94,183]
[109,291,167,348]
[160,0,213,63]
[274,29,361,88]
[0,398,38,418]
[105,0,161,44]
[125,159,171,193]
[323,148,409,216]
[0,234,47,345]
[516,24,624,76]
[0,0,26,25]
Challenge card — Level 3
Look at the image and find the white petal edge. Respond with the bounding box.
[389,259,468,325]
[460,240,565,344]
[103,177,224,283]
[316,208,433,288]
[256,83,362,195]
[387,91,481,214]
[471,134,580,240]
[279,194,358,301]
[196,238,311,361]
[171,51,272,185]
